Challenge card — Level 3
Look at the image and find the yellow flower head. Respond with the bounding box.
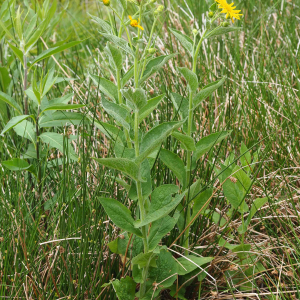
[128,16,144,30]
[215,0,243,23]
[102,0,110,6]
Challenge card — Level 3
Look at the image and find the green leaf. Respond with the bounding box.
[92,157,144,182]
[40,104,84,115]
[39,132,78,161]
[29,40,85,69]
[160,149,186,187]
[177,255,214,276]
[101,97,130,131]
[104,42,123,71]
[24,14,37,41]
[177,67,198,93]
[88,14,112,33]
[132,252,157,268]
[135,187,184,227]
[192,131,231,167]
[25,18,48,53]
[0,19,17,43]
[172,132,196,151]
[205,27,241,39]
[240,142,251,172]
[138,94,165,123]
[99,198,142,237]
[0,91,22,113]
[1,115,35,135]
[39,112,85,128]
[92,119,126,145]
[129,159,152,201]
[148,214,178,251]
[169,28,193,56]
[14,121,36,145]
[89,74,118,102]
[108,234,129,255]
[2,158,31,171]
[121,88,147,111]
[139,53,177,84]
[121,66,134,87]
[7,42,24,67]
[148,249,178,288]
[112,277,136,300]
[233,165,252,199]
[100,33,134,56]
[191,188,213,222]
[238,197,268,234]
[136,121,184,165]
[193,77,226,110]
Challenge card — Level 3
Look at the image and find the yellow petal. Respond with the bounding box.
[129,15,132,20]
[137,25,144,30]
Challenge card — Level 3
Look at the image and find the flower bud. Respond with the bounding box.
[221,21,230,27]
[192,29,198,36]
[148,48,156,54]
[102,0,110,6]
[154,5,164,14]
[208,11,214,18]
[150,0,156,3]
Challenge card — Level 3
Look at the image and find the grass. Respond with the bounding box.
[0,0,300,299]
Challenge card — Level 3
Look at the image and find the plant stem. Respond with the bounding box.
[23,54,28,114]
[134,109,148,298]
[134,7,143,88]
[184,29,207,254]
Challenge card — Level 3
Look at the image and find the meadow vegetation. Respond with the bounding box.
[0,0,299,299]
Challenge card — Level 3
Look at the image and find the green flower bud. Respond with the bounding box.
[221,21,230,27]
[208,11,214,18]
[148,48,156,54]
[154,5,164,14]
[192,29,198,36]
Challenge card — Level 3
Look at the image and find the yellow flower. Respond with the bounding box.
[102,0,110,6]
[128,16,144,30]
[215,0,243,23]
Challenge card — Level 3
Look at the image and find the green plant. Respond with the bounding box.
[90,0,245,298]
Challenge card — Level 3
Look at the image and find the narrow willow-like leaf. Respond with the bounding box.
[112,276,136,300]
[169,28,193,56]
[121,66,134,87]
[40,104,84,114]
[160,149,186,187]
[101,97,130,131]
[100,32,134,56]
[89,74,118,103]
[193,77,226,110]
[178,67,198,93]
[92,157,145,182]
[205,27,241,39]
[172,131,196,151]
[139,53,177,84]
[135,193,184,227]
[99,198,143,238]
[40,132,78,161]
[88,14,112,33]
[7,42,24,67]
[25,18,48,53]
[0,91,22,113]
[29,40,85,68]
[24,14,37,41]
[39,112,85,128]
[138,94,165,123]
[1,115,35,135]
[136,120,184,165]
